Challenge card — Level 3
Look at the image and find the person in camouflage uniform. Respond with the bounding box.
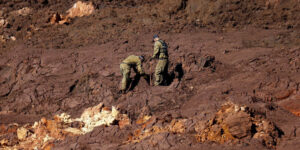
[151,35,168,86]
[120,55,145,93]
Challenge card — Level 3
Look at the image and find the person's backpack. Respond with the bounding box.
[159,40,168,55]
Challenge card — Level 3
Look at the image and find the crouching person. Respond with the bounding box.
[120,55,145,94]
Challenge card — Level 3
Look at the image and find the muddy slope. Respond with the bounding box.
[1,28,299,149]
[1,0,299,50]
[0,0,300,150]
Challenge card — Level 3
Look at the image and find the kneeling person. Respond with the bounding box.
[120,55,145,93]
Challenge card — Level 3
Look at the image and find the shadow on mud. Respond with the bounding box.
[165,63,184,86]
[129,74,142,91]
[128,63,184,91]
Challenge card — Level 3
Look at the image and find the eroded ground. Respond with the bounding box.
[0,0,300,150]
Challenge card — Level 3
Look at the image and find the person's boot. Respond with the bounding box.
[118,90,126,94]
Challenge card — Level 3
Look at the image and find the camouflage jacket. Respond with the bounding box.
[122,55,144,74]
[152,40,168,59]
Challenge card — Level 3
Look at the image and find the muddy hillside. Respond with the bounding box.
[0,0,300,149]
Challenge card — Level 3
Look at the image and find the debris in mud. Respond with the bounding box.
[195,102,281,148]
[0,0,299,149]
[199,55,215,69]
[50,1,94,25]
[16,127,30,141]
[0,19,7,28]
[10,36,16,41]
[128,115,188,144]
[0,103,129,149]
[125,102,283,149]
[11,7,32,16]
[50,13,70,25]
[0,34,16,42]
[0,35,5,43]
[67,1,95,18]
[118,114,131,129]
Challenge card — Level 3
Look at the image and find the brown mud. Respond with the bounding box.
[0,0,300,149]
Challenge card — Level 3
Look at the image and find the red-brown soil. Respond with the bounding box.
[0,0,300,149]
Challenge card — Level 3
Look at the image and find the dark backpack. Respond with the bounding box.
[159,40,168,55]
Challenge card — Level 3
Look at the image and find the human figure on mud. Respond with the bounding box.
[150,35,169,86]
[119,55,149,94]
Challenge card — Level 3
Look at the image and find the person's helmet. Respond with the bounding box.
[153,34,159,40]
[139,55,145,62]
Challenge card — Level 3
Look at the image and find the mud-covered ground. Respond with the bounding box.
[0,0,300,149]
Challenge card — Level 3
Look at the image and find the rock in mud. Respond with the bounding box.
[0,19,6,28]
[10,36,16,41]
[17,127,29,141]
[199,55,215,68]
[50,1,94,25]
[195,102,281,148]
[223,110,252,139]
[67,1,95,18]
[49,13,70,25]
[11,7,32,16]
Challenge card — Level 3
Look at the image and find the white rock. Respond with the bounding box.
[67,1,95,18]
[11,7,32,16]
[234,105,240,112]
[0,19,6,27]
[10,36,16,41]
[17,127,29,140]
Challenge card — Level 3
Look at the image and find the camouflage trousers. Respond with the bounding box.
[120,63,131,91]
[154,59,168,86]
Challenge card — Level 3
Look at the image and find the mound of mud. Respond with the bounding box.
[195,102,281,148]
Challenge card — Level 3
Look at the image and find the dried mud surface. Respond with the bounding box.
[0,0,300,150]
